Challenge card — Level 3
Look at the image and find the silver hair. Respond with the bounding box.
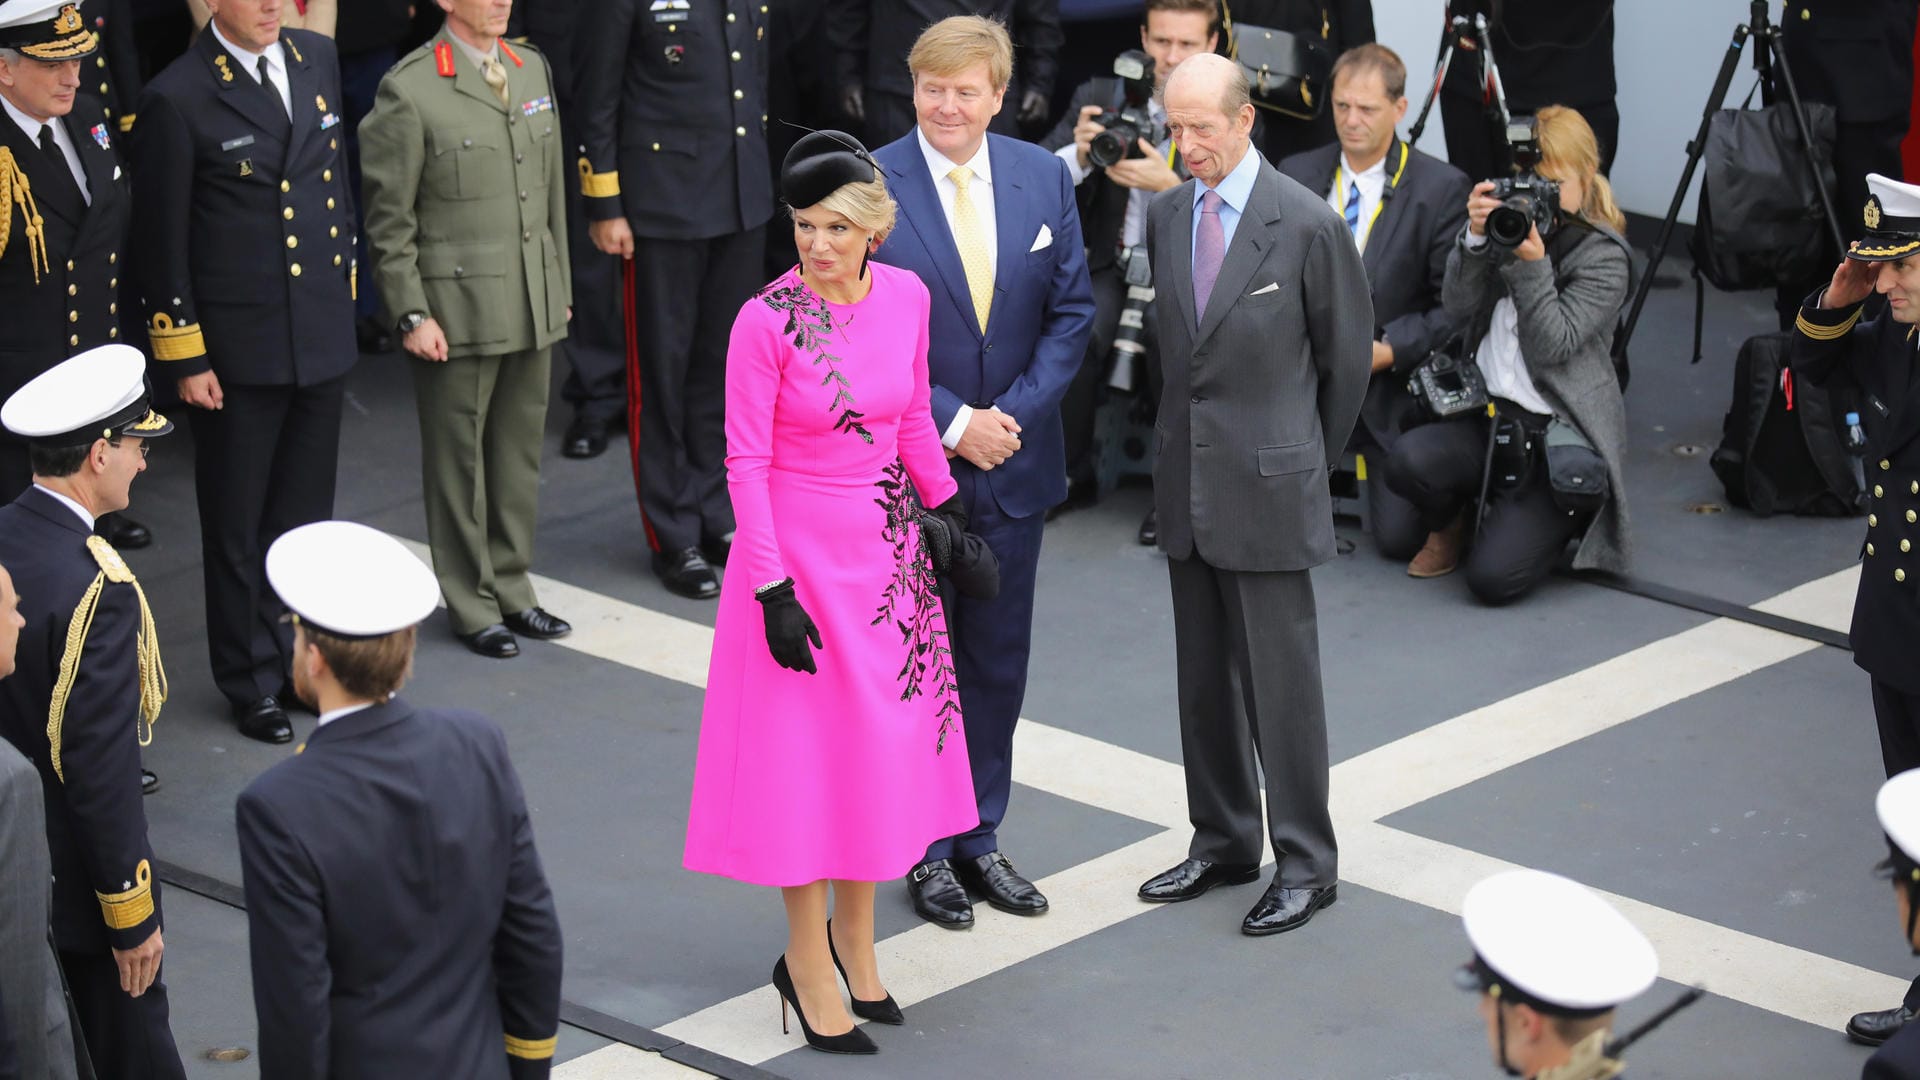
[0,47,20,65]
[1161,52,1252,118]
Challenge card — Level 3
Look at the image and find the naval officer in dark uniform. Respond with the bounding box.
[130,0,357,745]
[1868,771,1920,1078]
[1791,172,1920,1050]
[0,0,151,550]
[0,343,182,1080]
[238,520,563,1078]
[575,0,772,599]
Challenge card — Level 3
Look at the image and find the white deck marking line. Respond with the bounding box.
[399,538,1870,1073]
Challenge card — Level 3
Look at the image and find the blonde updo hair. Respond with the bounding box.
[1536,105,1626,234]
[790,173,898,245]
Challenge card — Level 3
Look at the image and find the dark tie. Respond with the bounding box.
[36,124,82,204]
[1344,181,1361,238]
[1193,189,1225,320]
[257,56,287,121]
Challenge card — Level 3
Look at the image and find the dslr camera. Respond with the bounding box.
[1088,50,1164,169]
[1484,117,1561,251]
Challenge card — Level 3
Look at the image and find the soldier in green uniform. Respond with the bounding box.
[359,0,573,659]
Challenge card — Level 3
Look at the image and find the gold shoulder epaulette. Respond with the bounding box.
[47,537,168,783]
[96,858,154,930]
[0,147,49,285]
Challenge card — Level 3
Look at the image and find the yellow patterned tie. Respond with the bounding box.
[482,55,510,109]
[948,166,993,333]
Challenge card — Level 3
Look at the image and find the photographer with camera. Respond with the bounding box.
[1276,44,1471,559]
[1383,106,1631,603]
[1039,0,1213,541]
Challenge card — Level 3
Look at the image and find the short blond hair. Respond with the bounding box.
[792,174,898,244]
[908,15,1013,90]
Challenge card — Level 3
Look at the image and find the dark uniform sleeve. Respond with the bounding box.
[1012,0,1065,103]
[1336,0,1376,48]
[53,582,159,951]
[572,0,638,222]
[127,88,211,377]
[358,68,432,324]
[1382,164,1472,372]
[543,52,571,308]
[489,725,563,1080]
[1787,287,1872,388]
[236,786,331,1080]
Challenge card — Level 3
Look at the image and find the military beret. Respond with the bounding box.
[781,129,878,209]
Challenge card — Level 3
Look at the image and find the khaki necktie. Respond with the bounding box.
[948,166,993,333]
[481,55,510,109]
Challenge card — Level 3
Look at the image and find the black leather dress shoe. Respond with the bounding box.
[142,769,158,796]
[907,859,974,929]
[1848,1005,1918,1046]
[504,607,571,640]
[1137,508,1158,547]
[98,514,151,550]
[654,547,720,600]
[562,414,611,459]
[1137,858,1261,903]
[955,851,1049,915]
[701,532,733,566]
[1241,880,1337,936]
[235,696,294,744]
[462,624,520,658]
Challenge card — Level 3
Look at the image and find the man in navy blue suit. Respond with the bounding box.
[871,14,1094,930]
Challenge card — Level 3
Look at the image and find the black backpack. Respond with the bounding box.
[1709,331,1863,517]
[1688,93,1839,294]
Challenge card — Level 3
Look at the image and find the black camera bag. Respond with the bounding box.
[1544,418,1609,515]
[1708,331,1863,517]
[1688,92,1838,293]
[1222,10,1330,121]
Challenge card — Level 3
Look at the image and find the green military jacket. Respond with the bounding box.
[360,29,570,358]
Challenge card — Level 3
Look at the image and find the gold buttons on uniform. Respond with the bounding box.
[290,263,301,277]
[68,334,78,347]
[107,253,114,264]
[330,138,337,150]
[67,284,76,296]
[735,126,746,136]
[651,142,660,151]
[109,303,115,314]
[1912,481,1919,495]
[107,327,115,339]
[97,82,106,94]
[281,180,291,193]
[67,311,77,323]
[1884,459,1894,470]
[731,50,741,61]
[333,255,341,266]
[1900,569,1908,583]
[1869,543,1877,556]
[323,169,332,182]
[727,11,735,20]
[283,207,295,220]
[65,259,74,271]
[1909,510,1917,524]
[1801,6,1810,17]
[1876,485,1885,497]
[108,278,115,288]
[327,198,335,210]
[329,226,338,238]
[1870,514,1879,527]
[1906,540,1914,553]
[96,56,104,67]
[286,236,298,249]
[733,89,743,100]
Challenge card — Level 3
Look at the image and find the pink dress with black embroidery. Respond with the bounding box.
[682,263,978,886]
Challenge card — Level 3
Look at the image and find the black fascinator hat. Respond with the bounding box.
[781,129,879,209]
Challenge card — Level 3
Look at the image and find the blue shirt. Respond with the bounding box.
[1190,143,1262,265]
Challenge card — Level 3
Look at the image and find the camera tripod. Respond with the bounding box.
[1614,0,1844,362]
[1408,12,1512,173]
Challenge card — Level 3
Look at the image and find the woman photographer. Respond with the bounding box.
[1383,105,1631,604]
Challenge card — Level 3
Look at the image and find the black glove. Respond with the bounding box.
[755,579,822,674]
[919,496,1000,601]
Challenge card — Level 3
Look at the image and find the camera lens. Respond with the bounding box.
[1486,198,1534,249]
[1088,125,1133,169]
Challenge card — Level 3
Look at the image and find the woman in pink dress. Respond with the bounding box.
[683,131,996,1056]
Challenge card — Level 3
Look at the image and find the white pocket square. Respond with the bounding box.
[112,165,122,181]
[1029,224,1053,252]
[1248,282,1279,296]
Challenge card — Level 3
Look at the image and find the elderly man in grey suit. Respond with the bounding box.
[1134,54,1372,937]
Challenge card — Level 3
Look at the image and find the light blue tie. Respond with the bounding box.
[1344,181,1361,238]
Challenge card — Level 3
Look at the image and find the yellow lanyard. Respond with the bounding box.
[1332,142,1408,250]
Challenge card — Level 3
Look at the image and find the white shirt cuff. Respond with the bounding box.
[1055,142,1091,186]
[941,404,974,449]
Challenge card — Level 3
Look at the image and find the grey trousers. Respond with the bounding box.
[1167,555,1337,887]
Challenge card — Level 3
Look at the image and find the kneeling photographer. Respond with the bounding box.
[1384,106,1631,604]
[1040,0,1214,540]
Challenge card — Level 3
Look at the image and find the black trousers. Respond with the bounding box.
[189,379,344,706]
[556,106,629,425]
[59,950,184,1080]
[1872,680,1920,1011]
[1383,415,1588,605]
[626,228,763,553]
[1355,429,1430,561]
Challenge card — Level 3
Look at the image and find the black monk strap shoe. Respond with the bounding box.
[235,695,293,744]
[1849,1005,1918,1046]
[908,859,974,929]
[461,624,521,659]
[1137,508,1158,547]
[562,414,611,460]
[505,607,572,640]
[1241,880,1337,936]
[654,547,720,600]
[956,851,1049,915]
[98,513,151,550]
[141,769,158,796]
[1137,858,1260,903]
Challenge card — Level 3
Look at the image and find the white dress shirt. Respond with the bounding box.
[916,128,998,448]
[1054,98,1170,249]
[1462,232,1555,416]
[209,20,293,119]
[1327,151,1387,254]
[447,28,501,76]
[33,485,94,529]
[316,701,375,729]
[1,95,89,203]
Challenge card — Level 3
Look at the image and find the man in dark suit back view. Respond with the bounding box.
[1136,52,1371,937]
[238,520,563,1078]
[1276,43,1469,561]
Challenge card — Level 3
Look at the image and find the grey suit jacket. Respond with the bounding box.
[1147,155,1375,572]
[1277,140,1472,449]
[0,739,72,1080]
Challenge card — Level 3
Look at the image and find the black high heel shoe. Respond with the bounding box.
[771,955,878,1054]
[827,919,904,1025]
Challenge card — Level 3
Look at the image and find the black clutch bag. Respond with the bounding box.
[1227,21,1331,121]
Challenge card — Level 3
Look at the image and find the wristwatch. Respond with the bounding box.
[397,312,427,335]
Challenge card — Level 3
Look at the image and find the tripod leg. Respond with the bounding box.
[1765,32,1848,254]
[1408,17,1461,147]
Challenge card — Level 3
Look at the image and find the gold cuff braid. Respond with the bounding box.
[1794,306,1863,342]
[578,158,619,199]
[504,1034,557,1060]
[49,537,167,784]
[97,858,154,930]
[147,314,206,361]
